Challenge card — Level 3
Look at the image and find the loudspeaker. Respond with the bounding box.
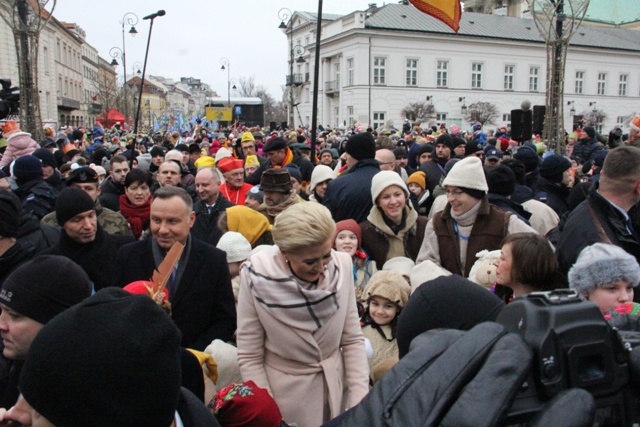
[281,121,288,130]
[269,121,277,131]
[532,105,546,135]
[510,109,532,142]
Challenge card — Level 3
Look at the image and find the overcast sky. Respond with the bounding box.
[53,0,373,100]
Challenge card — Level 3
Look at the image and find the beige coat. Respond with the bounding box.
[237,249,369,427]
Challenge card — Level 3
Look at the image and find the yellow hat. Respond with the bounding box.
[225,206,272,246]
[194,156,215,170]
[244,155,260,168]
[406,171,426,191]
[241,132,255,143]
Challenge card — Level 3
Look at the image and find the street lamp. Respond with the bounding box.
[459,97,467,114]
[220,57,232,123]
[278,8,295,127]
[567,100,575,117]
[132,61,142,76]
[109,47,122,71]
[589,101,597,112]
[118,12,138,128]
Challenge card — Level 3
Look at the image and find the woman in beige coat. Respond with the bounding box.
[237,203,369,427]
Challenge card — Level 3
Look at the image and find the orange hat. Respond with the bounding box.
[217,157,244,174]
[1,121,19,137]
[406,171,427,191]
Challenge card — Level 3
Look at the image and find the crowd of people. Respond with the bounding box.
[0,113,639,426]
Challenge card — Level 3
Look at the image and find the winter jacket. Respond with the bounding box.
[533,177,571,218]
[191,196,235,246]
[571,138,602,164]
[41,199,132,236]
[0,132,39,167]
[13,179,56,220]
[99,176,125,212]
[322,159,380,223]
[245,148,314,185]
[488,193,532,225]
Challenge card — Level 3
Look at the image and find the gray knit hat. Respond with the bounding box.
[568,243,640,293]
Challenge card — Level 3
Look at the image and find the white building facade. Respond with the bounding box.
[289,4,640,134]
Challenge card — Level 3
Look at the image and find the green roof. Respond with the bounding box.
[584,0,640,25]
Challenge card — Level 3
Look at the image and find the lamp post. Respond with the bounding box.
[567,100,575,117]
[220,57,232,125]
[133,10,166,138]
[116,12,138,128]
[278,8,294,128]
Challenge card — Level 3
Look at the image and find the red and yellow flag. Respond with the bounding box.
[409,0,462,33]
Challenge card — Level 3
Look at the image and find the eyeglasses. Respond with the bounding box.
[445,189,465,198]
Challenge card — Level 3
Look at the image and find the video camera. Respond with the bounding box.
[496,289,640,426]
[0,78,20,121]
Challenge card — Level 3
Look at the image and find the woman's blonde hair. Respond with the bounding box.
[272,203,335,252]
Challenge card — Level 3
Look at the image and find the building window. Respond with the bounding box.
[406,59,418,86]
[437,60,448,87]
[575,71,584,94]
[335,62,340,89]
[347,58,354,86]
[619,74,628,96]
[373,112,385,129]
[303,88,309,103]
[529,66,539,92]
[597,72,607,96]
[347,106,354,126]
[43,47,49,74]
[502,113,511,122]
[436,113,447,126]
[45,92,51,119]
[373,57,386,85]
[504,65,515,91]
[617,116,625,125]
[471,62,483,89]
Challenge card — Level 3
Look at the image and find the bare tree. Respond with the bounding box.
[580,109,607,127]
[400,101,435,123]
[464,102,499,126]
[0,0,56,140]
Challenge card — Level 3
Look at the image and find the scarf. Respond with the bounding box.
[119,194,152,239]
[265,191,298,219]
[272,148,294,168]
[244,245,342,331]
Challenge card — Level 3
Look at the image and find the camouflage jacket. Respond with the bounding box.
[41,199,132,236]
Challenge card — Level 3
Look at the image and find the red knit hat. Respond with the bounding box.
[210,381,284,427]
[334,219,361,247]
[217,157,244,174]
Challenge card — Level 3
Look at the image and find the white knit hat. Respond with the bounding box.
[442,156,488,192]
[371,170,409,203]
[569,243,640,293]
[309,164,336,193]
[382,257,415,278]
[216,231,252,263]
[214,147,233,162]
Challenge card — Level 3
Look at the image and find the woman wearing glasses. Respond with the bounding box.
[416,156,534,278]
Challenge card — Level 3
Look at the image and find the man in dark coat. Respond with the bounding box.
[41,187,134,291]
[487,165,532,225]
[113,186,236,350]
[571,126,603,164]
[533,154,572,217]
[11,155,56,220]
[322,132,380,223]
[0,191,34,285]
[419,134,454,213]
[98,154,130,212]
[244,137,313,185]
[556,147,640,286]
[191,167,234,246]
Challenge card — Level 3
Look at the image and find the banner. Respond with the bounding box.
[206,107,232,122]
[409,0,462,33]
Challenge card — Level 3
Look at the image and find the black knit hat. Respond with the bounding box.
[66,166,98,185]
[0,255,92,324]
[32,148,57,169]
[487,165,516,197]
[13,155,43,183]
[263,137,287,153]
[465,140,483,156]
[435,134,454,151]
[345,133,376,160]
[149,146,167,158]
[396,275,504,358]
[260,168,293,193]
[539,154,571,183]
[56,187,95,226]
[513,146,539,173]
[0,190,21,238]
[19,288,182,427]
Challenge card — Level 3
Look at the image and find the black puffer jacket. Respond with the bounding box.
[571,137,602,164]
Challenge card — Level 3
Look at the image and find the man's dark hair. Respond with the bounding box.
[153,186,193,211]
[110,154,128,167]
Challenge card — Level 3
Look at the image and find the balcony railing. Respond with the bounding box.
[325,80,340,93]
[58,97,80,110]
[286,73,304,86]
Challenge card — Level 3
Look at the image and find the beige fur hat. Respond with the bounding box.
[363,270,412,308]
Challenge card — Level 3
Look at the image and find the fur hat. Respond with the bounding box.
[56,187,95,226]
[406,171,426,191]
[345,132,376,160]
[569,243,640,294]
[260,168,292,193]
[371,170,410,204]
[309,165,336,193]
[334,219,361,247]
[217,231,252,264]
[363,271,411,308]
[19,288,182,427]
[442,156,488,192]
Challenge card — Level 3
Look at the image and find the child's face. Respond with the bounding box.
[369,296,398,326]
[407,183,423,197]
[587,280,634,314]
[334,230,358,257]
[228,261,242,278]
[245,196,261,210]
